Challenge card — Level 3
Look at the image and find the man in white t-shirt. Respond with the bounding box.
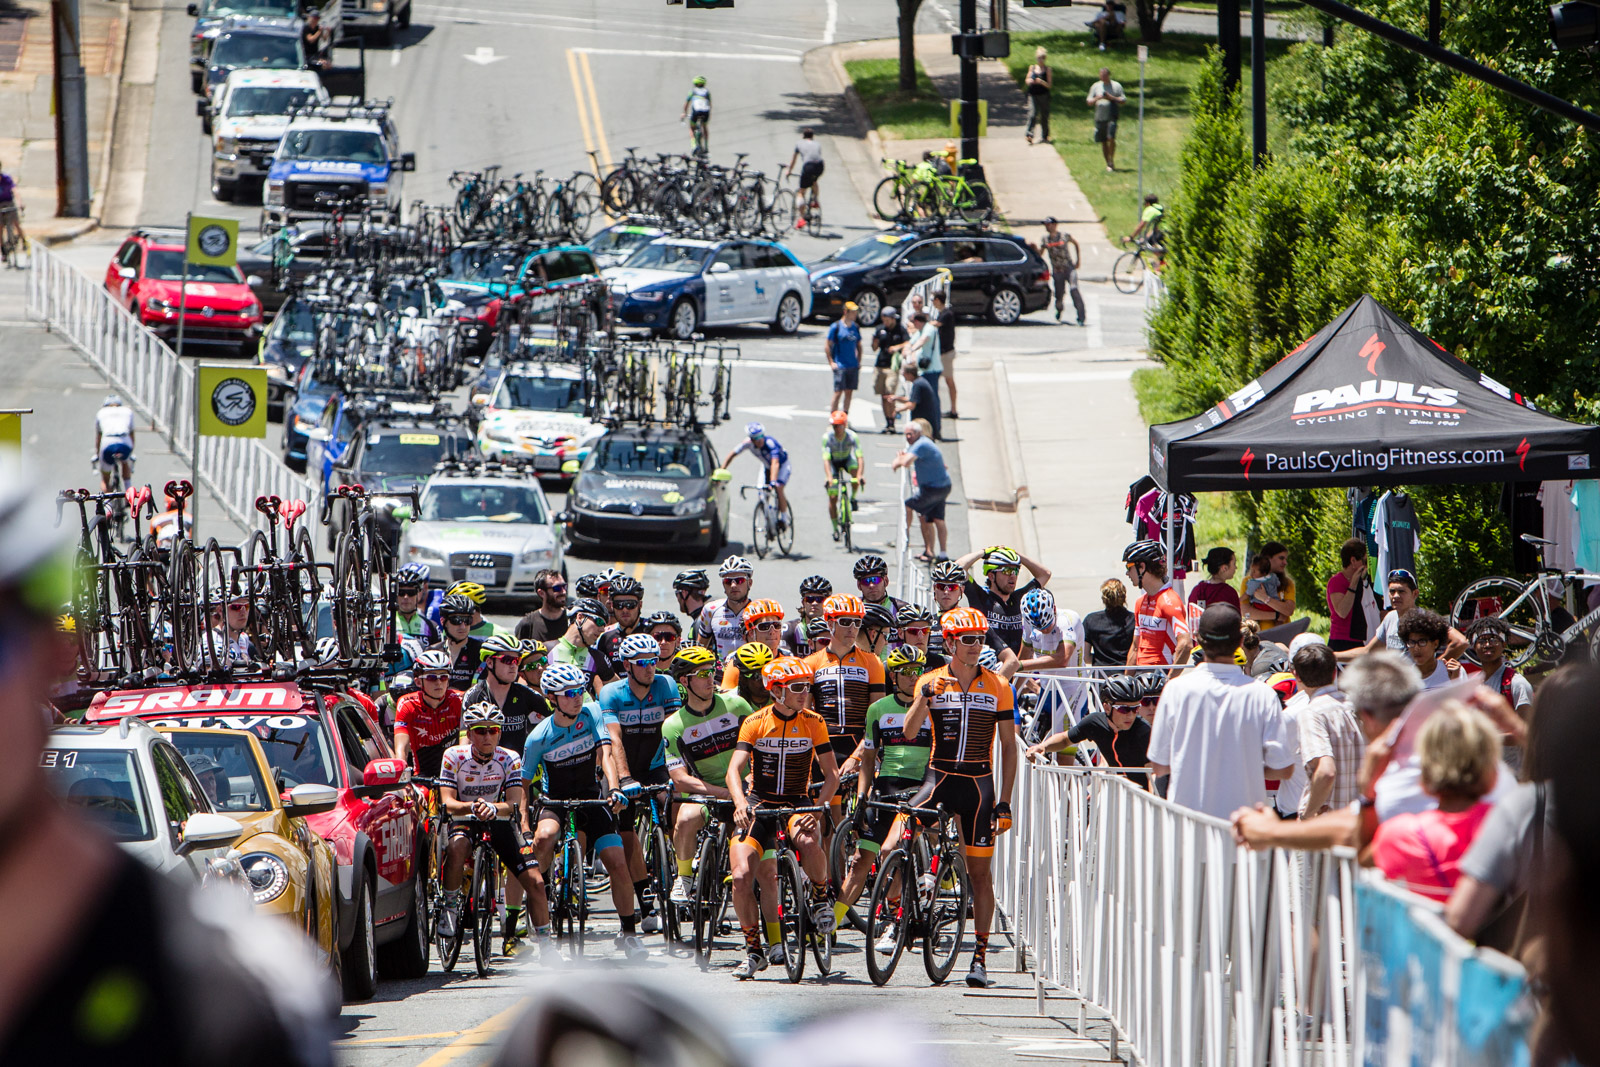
[94,396,136,492]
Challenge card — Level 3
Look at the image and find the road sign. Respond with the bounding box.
[197,365,267,438]
[1138,44,1148,61]
[186,215,239,268]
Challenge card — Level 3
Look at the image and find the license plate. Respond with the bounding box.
[534,455,560,470]
[466,567,497,585]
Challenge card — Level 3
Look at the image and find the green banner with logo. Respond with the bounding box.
[0,412,21,450]
[197,364,266,438]
[187,215,239,267]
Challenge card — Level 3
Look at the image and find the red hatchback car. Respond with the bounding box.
[85,680,429,1001]
[104,228,263,353]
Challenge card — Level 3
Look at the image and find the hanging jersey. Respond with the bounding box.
[804,646,885,740]
[663,693,756,788]
[735,706,831,804]
[862,694,931,781]
[522,705,610,799]
[916,665,1014,772]
[596,675,680,773]
[694,597,750,659]
[1133,584,1189,665]
[439,745,522,803]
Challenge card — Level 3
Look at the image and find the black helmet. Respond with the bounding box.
[930,560,966,584]
[852,555,888,580]
[806,617,830,639]
[799,574,833,597]
[673,569,710,593]
[645,610,682,634]
[440,593,474,618]
[1100,674,1144,706]
[571,598,609,626]
[609,575,644,600]
[862,602,895,630]
[1137,671,1167,700]
[1122,540,1165,565]
[898,603,935,626]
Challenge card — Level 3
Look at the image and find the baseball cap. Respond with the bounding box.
[881,306,899,316]
[1288,632,1326,656]
[1196,604,1242,646]
[1044,215,1058,224]
[844,301,859,311]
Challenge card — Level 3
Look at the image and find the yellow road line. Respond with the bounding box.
[413,1002,525,1067]
[566,49,596,158]
[339,1030,465,1047]
[632,561,646,580]
[578,50,613,170]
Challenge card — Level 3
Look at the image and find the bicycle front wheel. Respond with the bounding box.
[778,854,807,983]
[650,822,681,944]
[954,182,992,224]
[691,837,718,962]
[922,849,969,984]
[873,176,906,221]
[865,850,909,986]
[471,848,496,977]
[1451,576,1548,668]
[751,501,772,560]
[1112,250,1145,294]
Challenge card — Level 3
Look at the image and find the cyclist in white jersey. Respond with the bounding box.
[94,396,135,493]
[694,555,756,659]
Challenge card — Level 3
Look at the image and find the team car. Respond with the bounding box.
[199,16,304,103]
[105,228,264,352]
[323,416,477,549]
[263,102,416,228]
[164,727,340,978]
[303,393,449,499]
[83,681,431,1002]
[807,227,1052,326]
[398,458,564,603]
[186,0,339,95]
[203,68,328,199]
[605,236,811,340]
[560,423,731,558]
[439,242,604,330]
[585,220,666,269]
[472,360,607,477]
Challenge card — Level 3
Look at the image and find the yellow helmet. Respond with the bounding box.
[56,613,77,634]
[732,641,777,674]
[446,581,487,605]
[671,645,717,678]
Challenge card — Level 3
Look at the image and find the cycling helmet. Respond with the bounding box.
[884,644,927,674]
[673,569,710,593]
[829,410,848,426]
[316,636,342,665]
[575,572,604,599]
[103,395,124,407]
[541,662,588,696]
[718,555,753,578]
[56,613,77,634]
[799,574,833,598]
[898,603,935,626]
[1021,587,1057,631]
[762,655,815,691]
[741,598,784,627]
[806,617,830,640]
[447,580,487,605]
[671,645,717,676]
[463,701,506,729]
[597,567,625,592]
[1137,671,1167,701]
[519,638,548,662]
[388,671,417,697]
[853,555,889,580]
[480,633,521,660]
[618,633,661,661]
[862,602,895,630]
[396,562,430,585]
[940,607,990,636]
[440,593,474,618]
[732,641,776,674]
[693,75,707,87]
[1099,674,1144,706]
[415,649,452,672]
[609,575,644,600]
[977,647,1000,671]
[981,546,1023,574]
[645,610,682,634]
[930,560,966,584]
[571,597,609,626]
[822,593,864,619]
[744,421,764,439]
[1122,540,1165,565]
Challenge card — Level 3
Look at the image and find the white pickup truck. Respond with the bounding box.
[205,69,329,201]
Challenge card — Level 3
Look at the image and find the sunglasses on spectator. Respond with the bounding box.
[752,620,782,631]
[469,726,499,736]
[859,576,885,586]
[420,671,451,682]
[612,598,640,610]
[1388,569,1415,584]
[545,583,567,594]
[833,617,862,628]
[490,654,520,666]
[955,634,984,645]
[628,657,659,668]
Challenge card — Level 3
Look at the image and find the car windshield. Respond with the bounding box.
[361,432,465,475]
[623,242,709,274]
[590,229,658,256]
[168,714,338,788]
[165,733,273,813]
[225,86,317,117]
[210,32,301,69]
[279,129,385,163]
[271,301,317,344]
[421,483,547,524]
[588,437,709,479]
[822,234,908,267]
[43,748,154,842]
[493,374,585,414]
[143,250,244,284]
[444,246,520,283]
[203,0,296,16]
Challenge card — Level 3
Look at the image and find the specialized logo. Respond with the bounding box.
[1358,332,1386,375]
[1241,447,1256,481]
[1516,438,1530,471]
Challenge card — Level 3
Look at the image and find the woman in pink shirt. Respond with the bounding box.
[1369,701,1499,902]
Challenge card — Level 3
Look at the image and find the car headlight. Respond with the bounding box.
[292,414,315,432]
[814,275,843,293]
[369,182,388,200]
[407,545,445,566]
[148,298,174,312]
[673,497,706,517]
[519,545,554,565]
[265,363,289,382]
[240,852,290,905]
[243,300,260,317]
[216,136,237,154]
[571,490,599,511]
[630,290,667,303]
[265,180,284,205]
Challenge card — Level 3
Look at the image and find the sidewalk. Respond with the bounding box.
[0,0,127,244]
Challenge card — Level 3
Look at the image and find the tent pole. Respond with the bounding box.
[1165,499,1175,587]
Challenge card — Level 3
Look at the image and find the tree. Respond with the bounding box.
[1130,0,1180,43]
[897,0,925,93]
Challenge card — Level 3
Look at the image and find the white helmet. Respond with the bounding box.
[415,649,451,672]
[618,633,661,661]
[718,555,753,578]
[462,702,505,729]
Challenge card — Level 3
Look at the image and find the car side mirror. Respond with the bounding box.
[195,99,207,116]
[555,510,573,524]
[282,782,339,817]
[118,266,136,280]
[246,274,263,287]
[177,812,243,855]
[560,460,581,475]
[399,152,416,172]
[709,262,731,274]
[357,757,409,799]
[709,468,732,484]
[471,393,490,406]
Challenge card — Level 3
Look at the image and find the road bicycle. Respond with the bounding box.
[788,170,822,234]
[827,465,859,552]
[321,484,414,659]
[629,782,681,943]
[741,482,793,560]
[682,795,737,965]
[538,797,616,956]
[1112,235,1162,294]
[861,795,970,986]
[243,494,323,663]
[1,203,25,269]
[417,791,500,978]
[1451,533,1600,667]
[58,485,167,678]
[746,802,833,982]
[825,772,861,898]
[908,160,994,224]
[872,157,923,222]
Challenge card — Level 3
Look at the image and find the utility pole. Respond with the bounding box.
[1251,0,1267,165]
[1218,0,1241,92]
[52,0,92,217]
[958,0,980,165]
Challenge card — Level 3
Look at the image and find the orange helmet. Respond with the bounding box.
[829,410,848,426]
[762,655,816,691]
[741,599,784,628]
[822,594,865,620]
[939,607,990,637]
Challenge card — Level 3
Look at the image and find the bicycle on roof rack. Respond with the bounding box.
[242,494,325,664]
[321,483,416,661]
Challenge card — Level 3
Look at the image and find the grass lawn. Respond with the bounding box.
[1003,31,1291,241]
[843,58,950,141]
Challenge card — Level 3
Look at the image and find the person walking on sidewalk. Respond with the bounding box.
[1086,68,1125,172]
[0,161,26,256]
[871,305,909,434]
[891,420,950,561]
[1041,218,1086,326]
[825,301,862,415]
[932,291,957,419]
[1024,47,1053,145]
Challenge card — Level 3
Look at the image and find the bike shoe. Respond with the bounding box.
[810,900,837,935]
[502,935,523,956]
[640,912,661,934]
[618,934,649,961]
[733,952,768,980]
[765,942,787,967]
[670,875,695,904]
[966,961,990,988]
[875,926,901,955]
[437,904,459,940]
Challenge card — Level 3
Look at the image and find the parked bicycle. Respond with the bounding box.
[1451,532,1600,667]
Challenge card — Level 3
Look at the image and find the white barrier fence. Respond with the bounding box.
[26,243,312,533]
[893,465,935,608]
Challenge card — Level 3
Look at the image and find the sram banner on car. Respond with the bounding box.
[91,682,305,715]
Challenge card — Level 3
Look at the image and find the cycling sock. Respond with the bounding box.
[973,932,989,965]
[809,881,829,902]
[765,921,781,946]
[833,900,849,924]
[676,858,694,878]
[503,906,521,936]
[743,926,762,955]
[534,924,552,938]
[443,888,462,906]
[634,878,654,914]
[621,913,638,935]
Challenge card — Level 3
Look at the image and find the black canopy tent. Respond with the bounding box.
[1149,295,1600,494]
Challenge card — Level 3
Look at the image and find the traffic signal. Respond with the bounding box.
[1549,2,1599,48]
[685,0,735,7]
[1021,0,1072,7]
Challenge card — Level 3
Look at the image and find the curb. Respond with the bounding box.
[991,359,1042,562]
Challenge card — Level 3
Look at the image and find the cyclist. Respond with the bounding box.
[894,603,944,669]
[726,641,776,710]
[805,595,886,782]
[1123,539,1191,668]
[1125,192,1165,266]
[727,599,787,683]
[436,702,556,961]
[204,582,258,668]
[858,601,895,660]
[550,597,613,690]
[673,569,710,623]
[803,616,831,656]
[903,607,1017,988]
[725,656,840,979]
[681,75,712,154]
[394,562,440,644]
[431,593,484,690]
[592,575,647,682]
[821,412,863,539]
[662,645,756,905]
[465,634,545,770]
[695,555,756,658]
[94,396,135,494]
[394,648,464,779]
[784,126,825,220]
[787,575,832,652]
[928,560,1016,675]
[854,555,908,639]
[836,643,933,938]
[448,581,512,641]
[951,544,1053,655]
[597,634,681,934]
[722,424,790,531]
[1025,674,1152,788]
[518,638,551,696]
[524,664,647,961]
[645,610,683,662]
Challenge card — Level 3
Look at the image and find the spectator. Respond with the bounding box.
[514,569,569,642]
[1083,578,1135,666]
[1040,217,1085,326]
[1088,0,1125,50]
[1027,674,1150,787]
[1461,616,1532,770]
[1292,643,1362,817]
[890,420,950,562]
[870,306,909,434]
[1241,541,1295,625]
[1369,701,1499,902]
[301,9,332,68]
[1023,47,1052,145]
[1147,605,1295,820]
[893,356,940,442]
[898,291,926,329]
[1187,547,1240,616]
[933,291,957,420]
[824,301,862,414]
[953,544,1052,655]
[1335,567,1467,662]
[1326,538,1377,652]
[0,159,24,251]
[1398,607,1460,690]
[1085,67,1125,172]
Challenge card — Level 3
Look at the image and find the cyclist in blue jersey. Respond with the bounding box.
[596,634,681,934]
[723,421,791,528]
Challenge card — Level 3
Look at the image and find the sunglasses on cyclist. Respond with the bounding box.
[628,657,660,668]
[612,598,640,610]
[724,576,749,585]
[468,726,500,736]
[651,631,678,643]
[443,614,472,625]
[901,626,930,638]
[490,654,520,666]
[801,595,827,604]
[397,585,422,596]
[832,617,862,628]
[752,620,782,631]
[783,682,811,694]
[551,686,586,700]
[955,633,985,645]
[991,567,1020,577]
[522,656,548,669]
[419,671,451,682]
[859,576,885,586]
[933,582,963,594]
[686,667,717,679]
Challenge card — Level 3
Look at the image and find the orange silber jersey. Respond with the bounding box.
[916,665,1015,771]
[804,646,885,740]
[735,706,831,803]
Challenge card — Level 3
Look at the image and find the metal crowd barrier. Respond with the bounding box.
[26,243,313,534]
[892,464,935,608]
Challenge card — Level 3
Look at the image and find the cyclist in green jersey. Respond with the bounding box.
[448,581,514,641]
[394,563,440,643]
[662,646,756,903]
[834,644,933,931]
[821,410,863,539]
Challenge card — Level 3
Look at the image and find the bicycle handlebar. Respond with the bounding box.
[534,796,619,809]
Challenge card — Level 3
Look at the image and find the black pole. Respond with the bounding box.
[959,0,980,164]
[1218,0,1241,91]
[1297,0,1600,132]
[1323,19,1334,46]
[1251,0,1266,165]
[1427,0,1440,44]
